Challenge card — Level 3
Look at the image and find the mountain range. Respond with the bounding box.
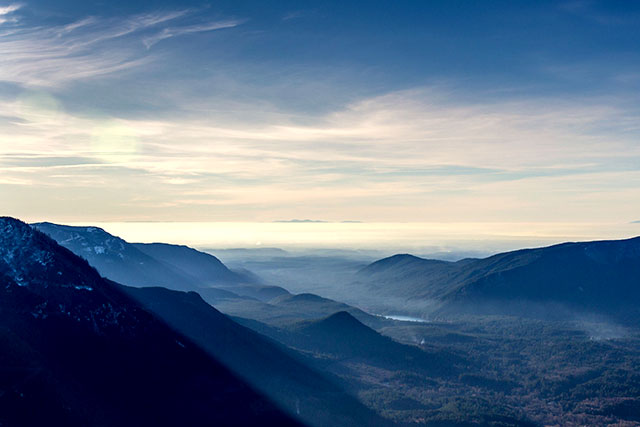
[33,222,289,301]
[4,217,640,425]
[357,237,640,321]
[34,222,383,328]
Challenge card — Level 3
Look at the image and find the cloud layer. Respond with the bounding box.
[0,2,639,234]
[2,85,639,224]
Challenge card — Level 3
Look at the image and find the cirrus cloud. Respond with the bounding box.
[0,6,242,86]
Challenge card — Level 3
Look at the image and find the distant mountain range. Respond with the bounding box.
[358,236,640,320]
[33,222,384,329]
[33,222,289,300]
[0,217,296,426]
[1,217,390,426]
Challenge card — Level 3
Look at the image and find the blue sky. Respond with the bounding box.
[1,0,639,230]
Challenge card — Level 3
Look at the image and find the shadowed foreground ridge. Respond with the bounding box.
[123,286,390,427]
[0,217,298,426]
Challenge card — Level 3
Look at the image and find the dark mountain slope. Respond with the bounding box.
[132,242,249,285]
[358,237,640,319]
[359,254,464,299]
[133,242,290,300]
[123,286,389,427]
[445,237,640,304]
[0,217,297,426]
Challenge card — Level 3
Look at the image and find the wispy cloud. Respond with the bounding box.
[0,4,21,15]
[142,19,243,49]
[1,86,639,222]
[0,13,167,86]
[0,3,21,25]
[0,7,241,86]
[282,11,305,21]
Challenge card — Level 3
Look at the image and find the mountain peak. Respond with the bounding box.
[383,253,424,262]
[1,217,102,290]
[310,310,371,334]
[33,221,107,234]
[315,310,370,330]
[361,253,451,279]
[2,216,36,239]
[324,310,358,323]
[364,253,445,270]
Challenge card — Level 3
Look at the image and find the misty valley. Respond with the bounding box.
[0,217,638,426]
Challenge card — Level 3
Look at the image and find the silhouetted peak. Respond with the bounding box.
[380,254,424,263]
[362,253,449,274]
[314,311,368,331]
[323,310,358,323]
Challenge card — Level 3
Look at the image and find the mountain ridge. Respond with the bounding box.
[358,235,640,320]
[0,217,298,426]
[32,222,289,300]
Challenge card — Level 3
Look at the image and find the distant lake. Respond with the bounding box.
[383,315,429,323]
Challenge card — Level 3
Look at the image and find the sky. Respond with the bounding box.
[1,0,639,246]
